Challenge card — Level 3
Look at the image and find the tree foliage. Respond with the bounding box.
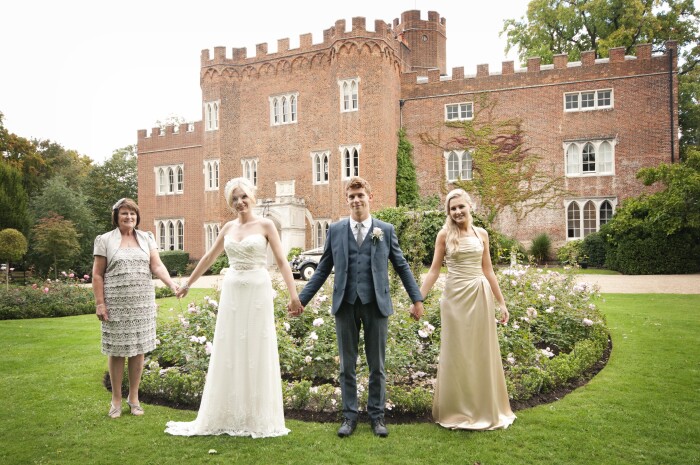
[600,148,700,274]
[82,145,138,233]
[396,128,420,207]
[29,177,98,273]
[502,0,700,156]
[0,162,29,233]
[0,228,28,289]
[419,95,568,225]
[31,214,81,279]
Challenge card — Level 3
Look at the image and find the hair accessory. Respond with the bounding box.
[112,198,127,210]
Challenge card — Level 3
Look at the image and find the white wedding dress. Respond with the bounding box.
[165,234,290,438]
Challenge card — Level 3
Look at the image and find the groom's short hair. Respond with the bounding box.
[345,176,372,195]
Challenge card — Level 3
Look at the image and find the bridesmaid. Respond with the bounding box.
[412,188,515,430]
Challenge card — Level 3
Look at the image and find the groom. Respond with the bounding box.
[291,176,424,438]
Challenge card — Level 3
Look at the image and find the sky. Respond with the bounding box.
[1,0,532,163]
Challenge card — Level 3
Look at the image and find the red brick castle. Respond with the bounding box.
[137,10,678,260]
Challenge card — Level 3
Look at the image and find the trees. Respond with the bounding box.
[419,95,567,226]
[29,177,98,273]
[31,214,81,280]
[502,0,700,156]
[600,148,700,274]
[0,162,29,233]
[82,145,138,233]
[0,228,28,289]
[396,128,420,207]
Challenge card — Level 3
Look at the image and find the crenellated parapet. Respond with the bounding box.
[136,121,203,154]
[200,11,447,81]
[401,42,676,92]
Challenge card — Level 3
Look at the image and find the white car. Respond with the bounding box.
[289,247,324,281]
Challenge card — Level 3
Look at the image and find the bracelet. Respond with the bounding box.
[96,303,105,308]
[181,282,190,291]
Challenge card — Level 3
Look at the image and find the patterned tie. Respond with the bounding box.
[355,222,364,247]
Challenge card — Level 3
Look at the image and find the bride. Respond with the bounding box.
[165,177,302,438]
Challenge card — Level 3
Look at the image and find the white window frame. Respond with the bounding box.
[204,222,220,252]
[338,78,360,112]
[311,151,330,185]
[204,159,220,191]
[445,102,473,121]
[204,100,220,131]
[565,198,617,240]
[314,219,330,248]
[241,158,258,186]
[269,92,299,126]
[444,150,473,182]
[340,144,360,180]
[564,139,616,177]
[154,218,185,250]
[564,89,613,112]
[154,164,184,195]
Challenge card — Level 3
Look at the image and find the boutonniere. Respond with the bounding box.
[370,227,384,244]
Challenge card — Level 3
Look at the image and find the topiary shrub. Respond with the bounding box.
[529,233,552,264]
[159,251,189,276]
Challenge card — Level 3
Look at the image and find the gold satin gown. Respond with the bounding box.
[432,235,516,430]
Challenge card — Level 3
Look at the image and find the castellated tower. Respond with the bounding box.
[394,10,446,75]
[195,15,407,254]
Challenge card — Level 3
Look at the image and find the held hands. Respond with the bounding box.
[409,301,424,321]
[287,298,304,317]
[175,283,189,298]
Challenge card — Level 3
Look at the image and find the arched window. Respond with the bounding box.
[583,201,596,237]
[447,151,459,181]
[168,168,175,193]
[273,98,280,124]
[316,222,323,248]
[461,151,473,180]
[290,95,297,121]
[566,144,580,175]
[158,168,166,194]
[582,143,596,173]
[282,97,289,123]
[168,221,175,250]
[177,166,183,192]
[351,81,358,109]
[600,200,613,225]
[159,222,166,250]
[343,82,350,110]
[177,221,184,250]
[567,202,581,239]
[599,141,613,173]
[214,161,219,188]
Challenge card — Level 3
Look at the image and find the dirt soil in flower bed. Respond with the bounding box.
[111,337,611,424]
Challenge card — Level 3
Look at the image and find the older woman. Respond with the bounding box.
[92,198,178,418]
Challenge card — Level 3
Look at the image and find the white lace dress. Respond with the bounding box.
[165,234,290,438]
[101,247,157,356]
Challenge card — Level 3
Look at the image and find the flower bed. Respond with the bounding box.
[139,266,608,416]
[0,272,94,319]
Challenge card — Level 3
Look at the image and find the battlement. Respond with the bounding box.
[402,41,677,87]
[136,121,203,153]
[200,10,446,68]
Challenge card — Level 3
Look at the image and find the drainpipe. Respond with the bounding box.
[669,46,675,163]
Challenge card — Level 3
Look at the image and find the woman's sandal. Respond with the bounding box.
[108,403,121,419]
[127,400,145,416]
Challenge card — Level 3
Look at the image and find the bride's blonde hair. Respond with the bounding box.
[443,189,474,255]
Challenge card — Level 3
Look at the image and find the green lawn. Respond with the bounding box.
[0,294,698,465]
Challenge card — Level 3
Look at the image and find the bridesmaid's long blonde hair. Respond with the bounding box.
[443,189,474,255]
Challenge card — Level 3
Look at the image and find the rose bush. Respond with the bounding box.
[139,266,608,416]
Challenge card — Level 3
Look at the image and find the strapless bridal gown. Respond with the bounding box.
[165,234,290,438]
